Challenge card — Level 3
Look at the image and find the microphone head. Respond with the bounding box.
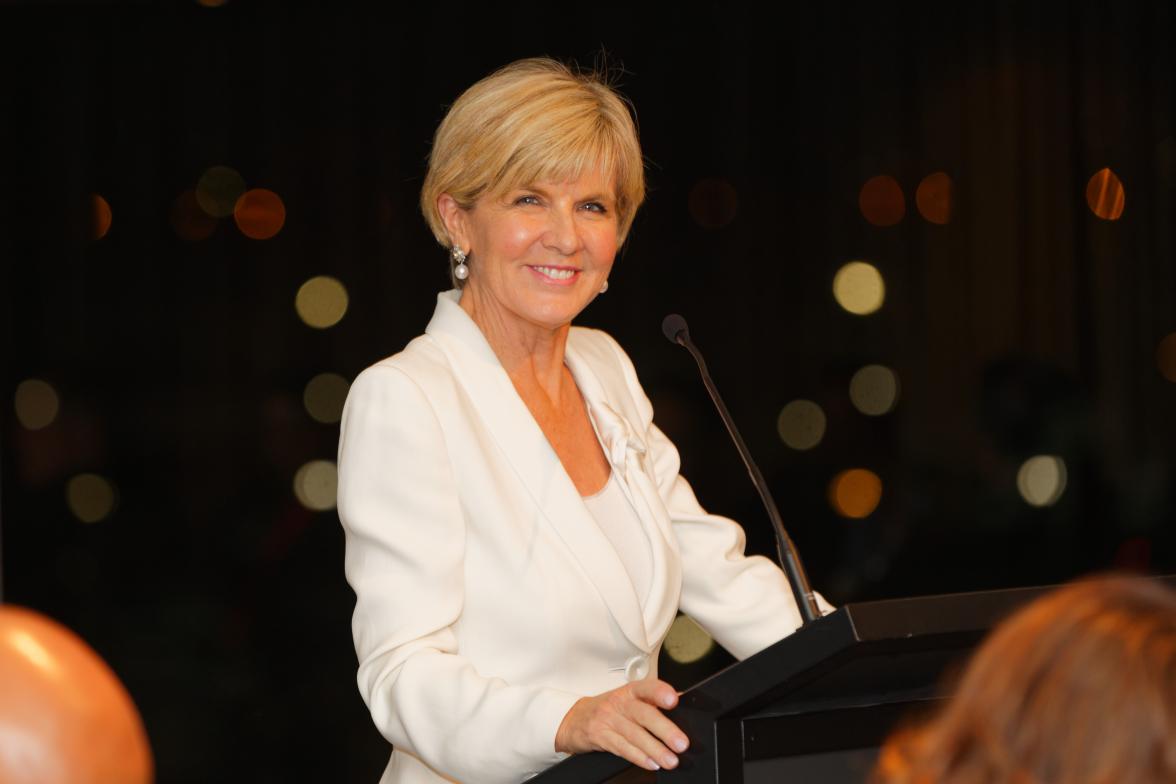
[661,313,689,345]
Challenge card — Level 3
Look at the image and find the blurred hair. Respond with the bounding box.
[420,57,645,287]
[872,574,1176,784]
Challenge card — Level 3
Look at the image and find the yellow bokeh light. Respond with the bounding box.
[829,468,883,519]
[859,175,905,227]
[833,261,885,316]
[66,474,117,523]
[663,614,714,664]
[303,373,350,424]
[14,379,60,430]
[171,189,217,241]
[915,172,952,224]
[234,188,286,240]
[196,165,246,218]
[293,460,338,511]
[687,178,739,229]
[1017,455,1067,508]
[849,365,900,416]
[92,194,112,240]
[1156,333,1176,383]
[1085,168,1125,220]
[295,276,349,329]
[777,399,826,451]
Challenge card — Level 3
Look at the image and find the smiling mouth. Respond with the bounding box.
[530,265,579,281]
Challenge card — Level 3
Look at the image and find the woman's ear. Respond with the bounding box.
[437,193,468,250]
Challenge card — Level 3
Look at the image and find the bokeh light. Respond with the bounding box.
[170,190,217,241]
[234,188,286,240]
[849,365,900,416]
[195,165,246,218]
[858,175,905,226]
[832,261,885,315]
[303,373,350,424]
[777,400,826,451]
[687,178,739,229]
[92,194,112,240]
[1155,333,1176,382]
[295,276,349,329]
[1085,168,1125,220]
[663,614,714,664]
[1017,455,1067,507]
[915,172,952,224]
[293,460,338,511]
[14,379,60,430]
[66,474,117,523]
[829,468,883,519]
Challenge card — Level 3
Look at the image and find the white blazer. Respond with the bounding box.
[337,291,822,784]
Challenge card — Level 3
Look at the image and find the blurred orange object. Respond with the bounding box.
[0,606,153,784]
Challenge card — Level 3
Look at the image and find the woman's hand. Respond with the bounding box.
[554,679,690,771]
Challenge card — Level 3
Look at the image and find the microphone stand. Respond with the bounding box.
[662,314,821,626]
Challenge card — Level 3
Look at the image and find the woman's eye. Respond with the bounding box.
[582,201,608,214]
[515,195,540,206]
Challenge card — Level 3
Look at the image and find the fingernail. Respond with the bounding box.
[645,757,660,771]
[662,753,679,768]
[673,737,688,753]
[662,695,675,708]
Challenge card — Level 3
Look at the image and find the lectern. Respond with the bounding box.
[530,578,1175,784]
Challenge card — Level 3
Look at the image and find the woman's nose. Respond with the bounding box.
[542,206,579,255]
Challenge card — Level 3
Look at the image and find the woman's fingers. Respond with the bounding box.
[556,679,690,770]
[599,726,671,771]
[630,678,678,710]
[626,698,689,756]
[627,680,688,752]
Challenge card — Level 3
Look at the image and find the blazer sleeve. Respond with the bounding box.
[337,364,580,783]
[599,337,832,660]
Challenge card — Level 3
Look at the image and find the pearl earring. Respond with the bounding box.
[451,246,469,281]
[599,279,609,294]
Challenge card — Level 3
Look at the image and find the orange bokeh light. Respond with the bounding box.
[829,468,883,519]
[915,172,952,224]
[170,190,217,241]
[234,188,286,240]
[92,194,112,240]
[1086,168,1125,220]
[858,175,905,227]
[1156,333,1176,383]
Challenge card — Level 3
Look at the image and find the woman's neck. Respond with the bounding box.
[460,286,571,404]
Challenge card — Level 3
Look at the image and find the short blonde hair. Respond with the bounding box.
[420,57,646,262]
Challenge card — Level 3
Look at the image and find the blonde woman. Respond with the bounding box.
[873,574,1176,784]
[337,58,827,784]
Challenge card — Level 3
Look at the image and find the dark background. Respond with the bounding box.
[2,1,1174,781]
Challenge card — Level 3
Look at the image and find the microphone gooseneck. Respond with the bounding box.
[661,313,821,626]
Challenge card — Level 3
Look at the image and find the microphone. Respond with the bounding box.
[661,314,822,626]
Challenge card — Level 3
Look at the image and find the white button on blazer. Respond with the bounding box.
[337,290,826,784]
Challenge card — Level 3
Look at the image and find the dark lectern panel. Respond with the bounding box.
[744,747,879,784]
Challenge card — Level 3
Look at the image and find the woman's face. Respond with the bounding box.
[446,167,619,334]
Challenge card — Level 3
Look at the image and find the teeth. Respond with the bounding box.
[534,266,576,280]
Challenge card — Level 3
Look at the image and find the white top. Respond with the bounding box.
[582,472,653,603]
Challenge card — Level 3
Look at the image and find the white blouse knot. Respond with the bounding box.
[589,399,647,477]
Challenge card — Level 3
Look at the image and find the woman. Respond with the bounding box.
[337,57,825,784]
[872,574,1176,784]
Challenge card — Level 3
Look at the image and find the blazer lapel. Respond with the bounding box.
[424,291,650,652]
[565,336,683,649]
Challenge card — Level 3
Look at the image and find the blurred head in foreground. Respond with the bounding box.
[873,574,1176,784]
